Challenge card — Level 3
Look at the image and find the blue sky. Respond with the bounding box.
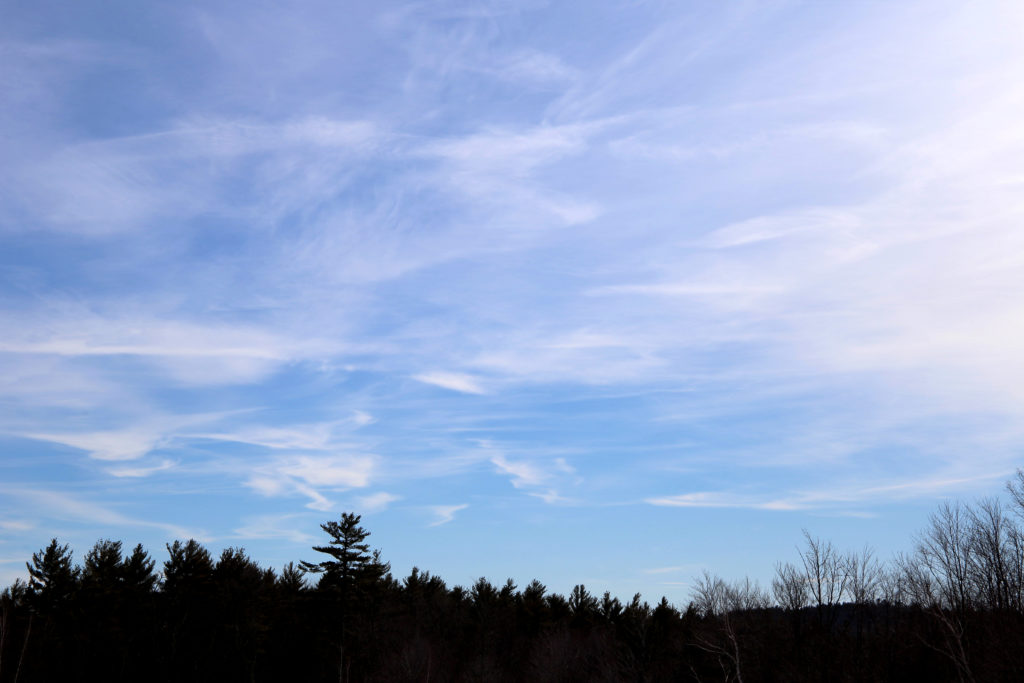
[2,0,1024,602]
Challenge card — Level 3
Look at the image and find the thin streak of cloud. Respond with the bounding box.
[353,492,401,513]
[107,459,176,478]
[427,504,468,527]
[647,470,1012,512]
[19,410,243,461]
[490,454,547,489]
[646,492,802,511]
[413,372,486,395]
[1,487,201,540]
[233,514,315,544]
[527,489,577,505]
[642,566,689,575]
[24,429,171,462]
[244,454,377,511]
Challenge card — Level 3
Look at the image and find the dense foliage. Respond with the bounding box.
[4,478,1024,682]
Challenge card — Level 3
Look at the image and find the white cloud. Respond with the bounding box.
[233,514,315,544]
[106,459,176,478]
[490,453,547,489]
[0,313,339,386]
[471,333,664,385]
[20,411,237,461]
[193,423,341,451]
[646,492,802,511]
[0,353,128,410]
[244,453,377,510]
[418,123,602,227]
[491,50,579,85]
[296,486,333,512]
[423,125,586,173]
[647,470,1012,512]
[186,413,374,452]
[7,117,382,236]
[353,492,401,513]
[427,504,468,527]
[350,410,375,427]
[25,428,169,462]
[280,455,375,488]
[1,487,201,539]
[642,565,690,575]
[527,489,576,505]
[413,371,486,395]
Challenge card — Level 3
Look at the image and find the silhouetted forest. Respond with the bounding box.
[4,472,1024,682]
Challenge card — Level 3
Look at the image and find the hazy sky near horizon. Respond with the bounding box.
[2,0,1024,600]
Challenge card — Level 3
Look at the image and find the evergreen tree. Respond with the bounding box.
[121,543,157,593]
[26,539,77,611]
[215,547,265,592]
[300,513,389,594]
[301,513,390,682]
[301,516,378,585]
[163,539,214,595]
[81,539,123,593]
[278,562,307,593]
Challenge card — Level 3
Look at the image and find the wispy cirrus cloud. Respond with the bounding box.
[413,371,486,395]
[0,310,341,382]
[233,514,315,544]
[3,0,1024,602]
[191,414,373,452]
[106,459,176,478]
[641,565,692,575]
[23,428,170,462]
[18,410,241,461]
[646,492,802,512]
[489,451,576,505]
[1,487,202,540]
[427,504,468,527]
[490,453,548,489]
[353,492,401,513]
[647,469,1013,513]
[245,453,377,511]
[6,117,382,237]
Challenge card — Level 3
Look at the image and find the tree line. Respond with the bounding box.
[3,473,1024,682]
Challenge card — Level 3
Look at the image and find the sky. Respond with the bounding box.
[2,0,1024,602]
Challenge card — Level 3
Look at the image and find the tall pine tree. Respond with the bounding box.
[301,513,390,682]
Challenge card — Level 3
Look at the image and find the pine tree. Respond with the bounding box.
[81,539,123,594]
[300,513,389,594]
[121,544,157,593]
[301,513,390,683]
[163,539,214,595]
[278,562,307,593]
[26,539,77,611]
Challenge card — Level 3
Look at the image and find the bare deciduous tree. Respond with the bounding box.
[899,503,977,683]
[690,572,768,683]
[846,545,883,606]
[798,531,848,626]
[1007,468,1024,518]
[772,561,809,612]
[966,498,1018,610]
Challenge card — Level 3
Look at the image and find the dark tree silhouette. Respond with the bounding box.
[81,539,123,592]
[300,513,389,591]
[121,543,157,592]
[25,540,77,611]
[163,539,214,594]
[277,561,307,593]
[6,480,1024,682]
[300,513,390,682]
